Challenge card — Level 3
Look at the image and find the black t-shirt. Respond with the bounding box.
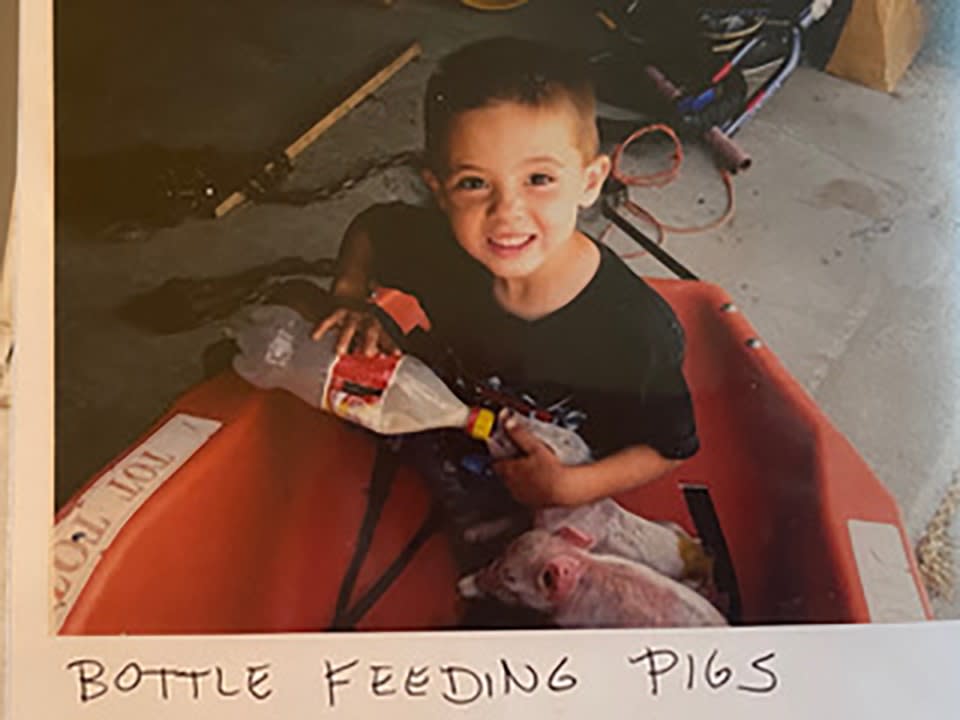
[362,202,699,461]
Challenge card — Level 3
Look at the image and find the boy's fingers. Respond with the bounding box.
[502,413,549,456]
[336,316,359,355]
[312,308,346,340]
[315,309,401,358]
[493,456,530,480]
[362,322,380,357]
[380,331,401,356]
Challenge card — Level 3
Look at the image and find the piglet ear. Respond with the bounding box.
[542,555,581,604]
[554,525,594,549]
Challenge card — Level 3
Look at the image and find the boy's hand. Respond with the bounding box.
[492,415,579,507]
[312,306,400,357]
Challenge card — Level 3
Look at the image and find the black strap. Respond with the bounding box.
[600,187,700,280]
[681,483,742,624]
[330,441,399,629]
[339,505,444,629]
[330,440,444,631]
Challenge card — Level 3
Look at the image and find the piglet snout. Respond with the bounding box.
[541,555,582,604]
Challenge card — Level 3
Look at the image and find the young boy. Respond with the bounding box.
[314,37,699,597]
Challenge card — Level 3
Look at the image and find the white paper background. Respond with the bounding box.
[15,625,960,718]
[7,0,960,718]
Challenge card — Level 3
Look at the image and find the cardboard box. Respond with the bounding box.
[826,0,926,92]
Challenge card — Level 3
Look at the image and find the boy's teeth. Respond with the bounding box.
[491,234,532,247]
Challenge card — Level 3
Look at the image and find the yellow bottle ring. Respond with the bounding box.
[467,408,496,440]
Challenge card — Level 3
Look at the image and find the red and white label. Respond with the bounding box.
[322,352,402,431]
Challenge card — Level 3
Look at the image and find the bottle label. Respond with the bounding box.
[323,353,402,431]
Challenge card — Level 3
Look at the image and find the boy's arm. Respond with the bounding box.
[313,208,395,355]
[329,209,377,300]
[327,201,436,299]
[560,445,681,505]
[493,415,682,507]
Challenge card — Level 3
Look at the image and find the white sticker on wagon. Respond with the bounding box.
[50,413,223,632]
[848,519,927,623]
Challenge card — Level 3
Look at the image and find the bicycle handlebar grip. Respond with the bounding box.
[644,65,682,101]
[704,126,752,173]
[644,65,751,173]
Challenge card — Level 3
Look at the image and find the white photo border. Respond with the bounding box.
[8,0,960,718]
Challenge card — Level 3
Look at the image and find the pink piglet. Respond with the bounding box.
[458,527,728,629]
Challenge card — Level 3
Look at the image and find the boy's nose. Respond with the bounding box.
[489,187,525,218]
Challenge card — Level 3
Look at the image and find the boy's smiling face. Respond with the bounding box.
[424,100,610,283]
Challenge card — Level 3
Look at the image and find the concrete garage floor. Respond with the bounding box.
[53,1,959,619]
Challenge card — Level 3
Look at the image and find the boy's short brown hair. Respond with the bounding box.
[423,37,600,174]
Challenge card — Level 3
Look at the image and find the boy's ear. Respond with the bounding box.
[421,168,448,211]
[579,154,611,208]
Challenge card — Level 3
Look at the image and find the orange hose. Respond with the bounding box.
[605,124,736,260]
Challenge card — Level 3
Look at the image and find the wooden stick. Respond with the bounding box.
[215,41,422,218]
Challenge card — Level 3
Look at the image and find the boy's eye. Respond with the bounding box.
[528,173,555,186]
[454,176,487,191]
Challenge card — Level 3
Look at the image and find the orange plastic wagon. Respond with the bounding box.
[53,262,932,634]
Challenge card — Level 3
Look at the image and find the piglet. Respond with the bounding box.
[458,528,728,629]
[536,499,714,588]
[485,412,713,587]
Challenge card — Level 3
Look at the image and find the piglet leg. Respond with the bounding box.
[457,574,482,599]
[463,516,520,544]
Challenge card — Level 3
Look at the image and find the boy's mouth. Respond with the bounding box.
[487,233,537,255]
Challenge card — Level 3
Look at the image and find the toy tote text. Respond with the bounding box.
[64,649,778,709]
